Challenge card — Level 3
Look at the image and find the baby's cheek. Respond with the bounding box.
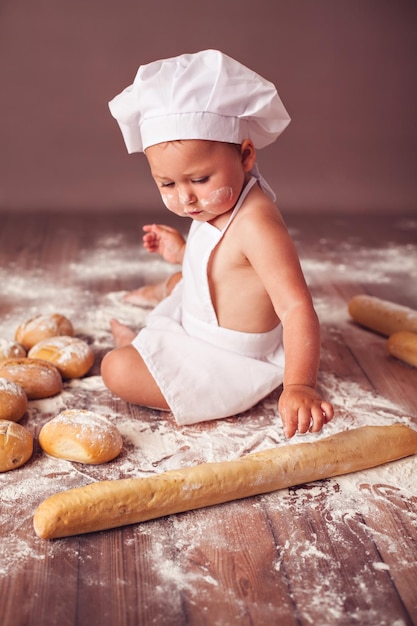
[161,193,179,212]
[200,186,233,208]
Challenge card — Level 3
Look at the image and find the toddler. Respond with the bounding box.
[102,49,334,437]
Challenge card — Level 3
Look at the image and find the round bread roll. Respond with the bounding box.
[0,420,33,472]
[15,313,74,350]
[0,378,28,422]
[0,358,62,400]
[39,410,123,464]
[28,336,94,379]
[0,338,26,361]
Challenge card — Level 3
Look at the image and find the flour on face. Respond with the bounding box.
[199,186,233,208]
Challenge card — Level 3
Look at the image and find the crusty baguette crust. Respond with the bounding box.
[387,331,417,368]
[33,425,417,539]
[348,295,417,337]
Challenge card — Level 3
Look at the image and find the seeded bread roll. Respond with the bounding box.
[387,331,417,368]
[39,410,123,464]
[0,338,26,361]
[348,295,417,337]
[28,336,94,379]
[0,378,28,422]
[0,420,33,472]
[33,424,417,539]
[0,358,62,399]
[15,313,74,350]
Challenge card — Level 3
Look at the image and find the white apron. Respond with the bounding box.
[132,177,285,424]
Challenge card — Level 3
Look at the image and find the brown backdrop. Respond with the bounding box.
[1,0,416,214]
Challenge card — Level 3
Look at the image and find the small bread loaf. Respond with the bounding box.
[348,295,417,337]
[0,358,62,399]
[0,378,28,422]
[39,410,123,464]
[0,420,33,472]
[15,313,74,350]
[387,331,417,368]
[28,336,94,379]
[33,424,417,539]
[0,338,26,361]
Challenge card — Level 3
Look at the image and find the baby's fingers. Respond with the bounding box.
[320,401,334,424]
[309,404,328,433]
[280,407,298,439]
[298,406,313,435]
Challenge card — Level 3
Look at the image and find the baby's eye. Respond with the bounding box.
[192,177,209,184]
[161,182,175,188]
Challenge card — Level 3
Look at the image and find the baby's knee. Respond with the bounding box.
[101,350,114,388]
[101,344,145,400]
[101,348,125,394]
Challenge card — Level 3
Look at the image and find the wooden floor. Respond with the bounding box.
[1,210,417,626]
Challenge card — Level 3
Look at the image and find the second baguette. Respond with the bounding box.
[348,295,417,337]
[387,331,417,368]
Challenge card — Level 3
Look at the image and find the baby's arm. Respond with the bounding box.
[239,208,334,438]
[142,224,186,265]
[276,306,334,438]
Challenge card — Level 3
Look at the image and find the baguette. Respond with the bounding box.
[33,424,417,539]
[387,331,417,368]
[348,295,417,337]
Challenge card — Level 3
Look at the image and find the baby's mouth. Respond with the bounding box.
[185,209,203,216]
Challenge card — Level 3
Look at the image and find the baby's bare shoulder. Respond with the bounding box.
[236,195,288,240]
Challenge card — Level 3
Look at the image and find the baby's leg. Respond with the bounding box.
[101,344,169,410]
[123,271,182,307]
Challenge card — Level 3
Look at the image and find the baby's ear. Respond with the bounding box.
[240,139,256,171]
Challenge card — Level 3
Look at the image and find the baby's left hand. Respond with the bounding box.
[278,384,334,438]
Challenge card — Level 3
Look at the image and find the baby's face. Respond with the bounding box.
[145,140,254,226]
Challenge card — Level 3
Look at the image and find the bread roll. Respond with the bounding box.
[0,420,33,472]
[0,338,26,361]
[0,378,28,422]
[387,331,417,368]
[39,409,123,464]
[0,358,62,399]
[348,295,417,337]
[28,336,94,379]
[34,424,417,539]
[15,313,74,350]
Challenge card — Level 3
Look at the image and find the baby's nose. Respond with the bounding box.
[179,187,196,204]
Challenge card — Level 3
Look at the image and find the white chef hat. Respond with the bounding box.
[108,49,291,154]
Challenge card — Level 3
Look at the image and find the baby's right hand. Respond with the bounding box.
[142,224,186,265]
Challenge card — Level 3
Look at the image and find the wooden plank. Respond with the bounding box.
[170,503,299,626]
[0,211,416,626]
[263,483,415,626]
[359,482,417,620]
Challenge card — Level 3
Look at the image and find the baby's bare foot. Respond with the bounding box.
[110,319,136,347]
[123,280,167,307]
[123,272,182,308]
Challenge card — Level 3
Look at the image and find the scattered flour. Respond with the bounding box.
[300,242,417,285]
